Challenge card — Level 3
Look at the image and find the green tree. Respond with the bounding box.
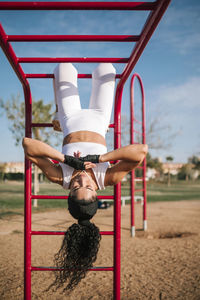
[0,163,6,181]
[166,156,173,186]
[188,155,200,170]
[146,153,163,173]
[0,95,61,206]
[178,163,193,181]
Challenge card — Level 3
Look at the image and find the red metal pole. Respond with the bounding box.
[25,73,121,79]
[130,73,147,236]
[113,86,123,300]
[0,23,32,299]
[130,74,135,237]
[24,86,32,300]
[8,34,140,42]
[141,77,147,231]
[18,57,128,63]
[0,2,156,11]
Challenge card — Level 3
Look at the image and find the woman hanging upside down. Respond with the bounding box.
[22,63,148,292]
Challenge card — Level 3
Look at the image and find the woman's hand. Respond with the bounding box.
[84,161,96,169]
[73,151,81,158]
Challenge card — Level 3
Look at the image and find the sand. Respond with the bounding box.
[0,200,200,300]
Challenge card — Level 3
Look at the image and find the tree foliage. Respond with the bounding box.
[146,153,163,172]
[188,155,200,170]
[0,94,61,145]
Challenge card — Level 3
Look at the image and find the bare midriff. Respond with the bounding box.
[63,130,106,146]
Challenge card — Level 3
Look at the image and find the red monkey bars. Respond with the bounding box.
[0,1,171,299]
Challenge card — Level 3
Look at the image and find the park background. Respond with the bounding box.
[0,1,200,300]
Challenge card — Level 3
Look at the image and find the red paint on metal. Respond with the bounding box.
[130,73,146,235]
[18,57,129,63]
[31,266,114,271]
[8,34,140,42]
[25,73,121,78]
[31,230,114,235]
[0,2,156,11]
[31,195,114,199]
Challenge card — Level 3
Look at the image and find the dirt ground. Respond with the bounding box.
[0,200,200,300]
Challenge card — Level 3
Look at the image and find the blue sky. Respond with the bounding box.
[0,0,200,163]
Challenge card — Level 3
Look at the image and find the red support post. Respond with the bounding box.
[130,73,146,237]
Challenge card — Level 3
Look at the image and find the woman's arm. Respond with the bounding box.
[100,144,148,163]
[22,137,65,163]
[103,144,148,186]
[22,137,64,185]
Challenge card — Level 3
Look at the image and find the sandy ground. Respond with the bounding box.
[0,200,200,300]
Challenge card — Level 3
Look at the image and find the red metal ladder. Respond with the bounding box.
[0,1,171,299]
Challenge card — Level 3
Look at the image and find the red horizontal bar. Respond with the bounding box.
[31,122,115,128]
[8,34,140,42]
[31,123,53,127]
[31,266,114,271]
[18,57,129,63]
[26,73,121,79]
[136,166,144,169]
[0,2,156,11]
[31,195,114,199]
[135,189,144,192]
[31,230,114,235]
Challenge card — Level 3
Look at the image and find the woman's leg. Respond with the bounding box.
[53,63,81,131]
[89,63,116,131]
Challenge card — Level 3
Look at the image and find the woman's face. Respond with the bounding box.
[70,171,97,201]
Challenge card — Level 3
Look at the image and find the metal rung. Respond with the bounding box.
[8,34,140,42]
[31,230,114,236]
[0,2,156,11]
[31,266,114,271]
[135,189,144,192]
[31,195,114,200]
[31,122,115,127]
[18,57,129,63]
[26,73,121,78]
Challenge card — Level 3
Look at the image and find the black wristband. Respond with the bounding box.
[64,155,85,170]
[79,155,100,163]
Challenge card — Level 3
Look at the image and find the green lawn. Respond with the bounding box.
[0,179,200,218]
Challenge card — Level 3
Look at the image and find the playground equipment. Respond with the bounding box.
[0,1,171,299]
[130,73,147,237]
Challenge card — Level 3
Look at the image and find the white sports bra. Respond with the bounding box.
[60,141,110,190]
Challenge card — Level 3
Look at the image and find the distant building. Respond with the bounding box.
[162,163,184,175]
[4,162,24,173]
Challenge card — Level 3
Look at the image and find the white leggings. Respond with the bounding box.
[53,63,116,138]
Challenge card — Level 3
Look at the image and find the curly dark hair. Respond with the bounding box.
[47,195,101,293]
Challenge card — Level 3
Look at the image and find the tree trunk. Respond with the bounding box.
[167,170,171,187]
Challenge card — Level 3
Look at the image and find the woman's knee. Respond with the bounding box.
[54,63,78,83]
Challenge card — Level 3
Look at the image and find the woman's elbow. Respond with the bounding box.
[139,144,148,162]
[22,137,32,157]
[143,144,148,155]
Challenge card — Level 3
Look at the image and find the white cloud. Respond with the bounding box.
[150,77,200,109]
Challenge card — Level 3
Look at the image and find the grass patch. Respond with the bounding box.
[0,179,199,217]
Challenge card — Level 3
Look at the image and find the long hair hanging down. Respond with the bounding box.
[48,221,101,293]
